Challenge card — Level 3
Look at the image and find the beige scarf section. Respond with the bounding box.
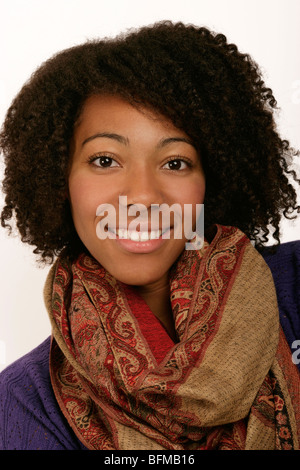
[44,225,300,450]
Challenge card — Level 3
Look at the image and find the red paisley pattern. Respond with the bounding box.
[48,225,300,450]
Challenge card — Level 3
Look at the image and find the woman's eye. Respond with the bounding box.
[91,156,119,168]
[163,159,189,171]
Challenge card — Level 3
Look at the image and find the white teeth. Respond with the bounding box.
[118,228,127,239]
[140,231,150,241]
[129,231,140,241]
[112,229,162,241]
[150,230,160,240]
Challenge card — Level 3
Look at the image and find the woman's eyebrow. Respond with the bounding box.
[81,132,129,147]
[157,137,196,148]
[81,133,195,149]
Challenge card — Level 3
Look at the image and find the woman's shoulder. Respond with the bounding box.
[0,337,86,450]
[0,337,52,405]
[262,240,300,368]
[261,239,300,310]
[262,238,300,268]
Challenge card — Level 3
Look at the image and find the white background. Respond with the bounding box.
[0,0,299,371]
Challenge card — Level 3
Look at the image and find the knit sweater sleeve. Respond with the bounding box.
[0,337,86,450]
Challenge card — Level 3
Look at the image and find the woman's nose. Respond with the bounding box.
[121,166,164,209]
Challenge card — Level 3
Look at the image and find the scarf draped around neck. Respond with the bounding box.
[44,225,300,450]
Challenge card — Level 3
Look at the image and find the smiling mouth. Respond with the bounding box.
[108,227,171,241]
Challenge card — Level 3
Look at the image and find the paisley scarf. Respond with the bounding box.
[44,225,300,450]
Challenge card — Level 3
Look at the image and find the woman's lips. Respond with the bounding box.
[109,227,172,253]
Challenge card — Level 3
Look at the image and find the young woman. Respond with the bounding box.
[0,21,299,450]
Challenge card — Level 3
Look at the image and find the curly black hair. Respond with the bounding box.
[1,20,299,263]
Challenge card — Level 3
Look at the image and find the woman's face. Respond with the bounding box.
[68,95,205,287]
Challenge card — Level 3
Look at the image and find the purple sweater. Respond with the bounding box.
[1,241,299,450]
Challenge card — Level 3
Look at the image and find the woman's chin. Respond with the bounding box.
[108,266,169,288]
